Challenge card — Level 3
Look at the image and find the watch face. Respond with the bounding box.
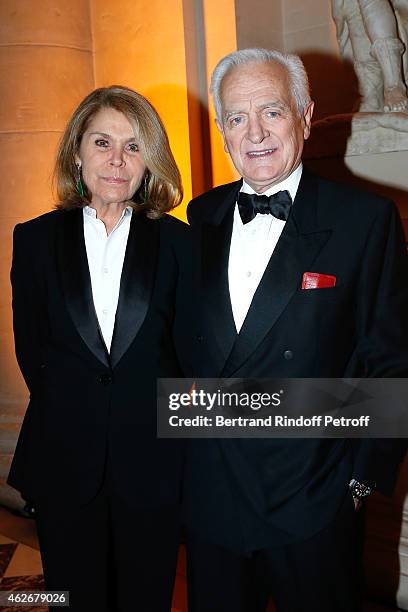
[351,481,371,499]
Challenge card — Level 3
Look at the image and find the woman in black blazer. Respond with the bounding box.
[9,86,185,612]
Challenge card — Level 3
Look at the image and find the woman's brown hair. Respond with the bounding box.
[54,85,182,217]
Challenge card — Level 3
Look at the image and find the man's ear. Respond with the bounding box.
[303,101,315,141]
[215,118,229,153]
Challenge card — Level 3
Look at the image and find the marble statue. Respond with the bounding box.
[332,0,408,112]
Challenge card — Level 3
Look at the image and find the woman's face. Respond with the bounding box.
[75,107,147,208]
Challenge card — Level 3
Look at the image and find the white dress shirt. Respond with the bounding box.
[228,164,303,332]
[83,205,132,351]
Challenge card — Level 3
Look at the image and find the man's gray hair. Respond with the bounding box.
[210,48,311,123]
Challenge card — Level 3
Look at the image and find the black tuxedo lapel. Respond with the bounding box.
[200,183,241,369]
[57,209,110,368]
[222,170,332,377]
[110,213,158,369]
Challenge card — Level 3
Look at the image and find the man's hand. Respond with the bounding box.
[353,496,362,511]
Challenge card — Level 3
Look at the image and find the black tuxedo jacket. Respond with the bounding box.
[9,208,185,507]
[172,169,408,553]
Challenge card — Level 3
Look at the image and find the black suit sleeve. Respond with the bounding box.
[356,200,408,376]
[155,216,185,374]
[11,223,45,395]
[352,201,408,494]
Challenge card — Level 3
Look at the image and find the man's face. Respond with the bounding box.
[217,61,314,193]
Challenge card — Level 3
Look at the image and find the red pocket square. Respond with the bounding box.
[301,272,337,290]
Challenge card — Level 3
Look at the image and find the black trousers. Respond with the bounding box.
[34,474,181,612]
[187,494,365,612]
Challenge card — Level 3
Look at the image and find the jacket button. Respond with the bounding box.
[98,374,112,385]
[283,350,293,360]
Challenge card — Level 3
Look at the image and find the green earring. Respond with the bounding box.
[76,164,85,197]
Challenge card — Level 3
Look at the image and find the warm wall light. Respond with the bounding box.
[201,0,239,188]
[90,0,194,222]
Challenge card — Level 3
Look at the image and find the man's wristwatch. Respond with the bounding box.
[349,478,373,501]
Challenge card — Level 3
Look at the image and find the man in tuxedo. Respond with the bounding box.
[172,48,408,611]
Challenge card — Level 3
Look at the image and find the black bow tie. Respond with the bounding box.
[237,190,292,224]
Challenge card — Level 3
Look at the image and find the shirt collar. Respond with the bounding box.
[83,205,133,220]
[240,163,303,202]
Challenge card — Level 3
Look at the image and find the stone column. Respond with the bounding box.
[0,0,94,509]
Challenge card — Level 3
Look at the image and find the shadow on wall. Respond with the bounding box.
[300,51,360,120]
[364,458,408,609]
[299,51,408,220]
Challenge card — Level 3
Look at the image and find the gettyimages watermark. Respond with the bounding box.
[157,378,408,438]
